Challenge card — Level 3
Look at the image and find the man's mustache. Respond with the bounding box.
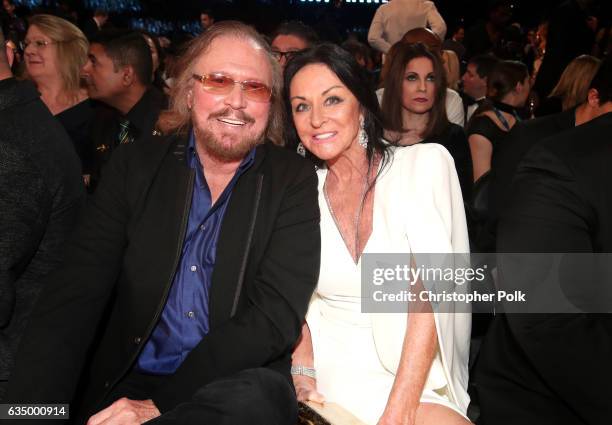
[208,108,255,124]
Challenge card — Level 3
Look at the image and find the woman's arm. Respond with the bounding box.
[468,133,493,182]
[292,322,325,403]
[378,272,437,425]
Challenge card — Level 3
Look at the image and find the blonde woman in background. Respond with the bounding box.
[536,55,601,117]
[441,49,460,90]
[24,14,93,185]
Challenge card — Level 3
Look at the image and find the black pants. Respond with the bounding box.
[100,368,297,425]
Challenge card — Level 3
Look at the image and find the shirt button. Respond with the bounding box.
[134,337,142,344]
[200,224,206,231]
[187,311,195,318]
[190,265,197,272]
[104,381,110,388]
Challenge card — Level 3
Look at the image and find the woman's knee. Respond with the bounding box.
[416,402,472,425]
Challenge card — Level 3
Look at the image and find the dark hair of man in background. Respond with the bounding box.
[469,54,500,80]
[270,20,319,47]
[589,57,612,105]
[89,29,152,87]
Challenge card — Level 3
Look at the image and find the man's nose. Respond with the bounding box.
[224,83,247,109]
[80,60,91,77]
[310,104,326,128]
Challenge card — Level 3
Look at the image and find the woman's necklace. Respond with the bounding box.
[323,174,370,264]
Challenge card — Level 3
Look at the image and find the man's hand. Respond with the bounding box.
[87,398,161,425]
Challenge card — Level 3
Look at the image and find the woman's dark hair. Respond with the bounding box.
[487,60,529,101]
[382,42,449,140]
[283,42,391,170]
[139,30,167,92]
[469,60,529,123]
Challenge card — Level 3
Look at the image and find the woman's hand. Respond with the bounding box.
[293,375,325,404]
[377,404,416,425]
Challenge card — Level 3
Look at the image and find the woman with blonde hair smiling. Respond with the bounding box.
[24,14,93,184]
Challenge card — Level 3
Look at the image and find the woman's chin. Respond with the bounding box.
[305,144,340,162]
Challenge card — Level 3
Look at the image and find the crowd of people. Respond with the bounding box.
[1,0,611,424]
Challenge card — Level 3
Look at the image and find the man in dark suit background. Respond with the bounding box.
[5,21,320,425]
[0,26,84,400]
[81,29,167,191]
[461,54,499,126]
[476,59,612,425]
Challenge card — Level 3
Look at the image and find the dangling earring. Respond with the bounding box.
[296,142,306,157]
[358,115,368,149]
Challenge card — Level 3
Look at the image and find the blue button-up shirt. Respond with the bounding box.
[137,131,255,374]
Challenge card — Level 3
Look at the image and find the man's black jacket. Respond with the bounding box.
[5,132,321,420]
[0,79,83,392]
[476,112,612,425]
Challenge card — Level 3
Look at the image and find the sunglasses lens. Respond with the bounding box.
[242,81,272,102]
[203,74,234,92]
[194,74,271,102]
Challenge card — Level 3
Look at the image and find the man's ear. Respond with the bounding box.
[5,44,14,68]
[187,89,193,110]
[514,81,523,94]
[586,88,600,107]
[122,65,135,86]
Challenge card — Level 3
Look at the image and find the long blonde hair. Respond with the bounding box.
[549,55,601,110]
[442,49,460,90]
[27,14,88,102]
[157,21,284,145]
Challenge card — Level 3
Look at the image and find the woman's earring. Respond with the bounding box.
[297,142,306,157]
[358,115,368,149]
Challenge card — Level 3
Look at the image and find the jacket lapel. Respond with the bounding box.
[127,135,194,326]
[209,145,267,328]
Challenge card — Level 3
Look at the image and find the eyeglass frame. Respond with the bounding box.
[23,39,57,50]
[271,49,301,62]
[191,72,272,102]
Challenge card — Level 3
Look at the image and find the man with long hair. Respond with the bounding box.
[6,21,320,425]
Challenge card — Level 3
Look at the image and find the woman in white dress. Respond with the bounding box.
[283,44,472,425]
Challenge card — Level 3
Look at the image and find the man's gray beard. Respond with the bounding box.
[197,127,265,162]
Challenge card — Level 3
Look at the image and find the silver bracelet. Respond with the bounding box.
[291,365,316,379]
